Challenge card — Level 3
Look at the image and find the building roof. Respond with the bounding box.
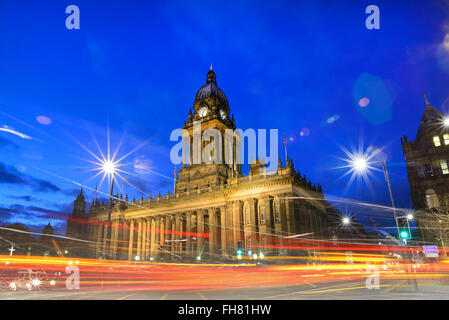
[76,188,85,201]
[194,67,229,108]
[416,92,444,139]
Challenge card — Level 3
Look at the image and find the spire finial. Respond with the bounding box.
[424,91,430,105]
[210,64,213,71]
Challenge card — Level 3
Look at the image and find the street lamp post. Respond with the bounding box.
[351,157,401,238]
[104,175,115,259]
[101,160,117,259]
[380,160,401,237]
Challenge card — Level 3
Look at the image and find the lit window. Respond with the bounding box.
[444,134,449,145]
[434,136,441,147]
[426,189,439,208]
[417,166,424,177]
[441,160,449,175]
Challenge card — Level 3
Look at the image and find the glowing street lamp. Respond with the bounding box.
[444,117,449,127]
[100,158,119,259]
[406,213,414,220]
[342,151,401,237]
[342,217,351,225]
[352,157,368,174]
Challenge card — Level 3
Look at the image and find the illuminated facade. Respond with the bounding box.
[88,68,330,261]
[401,92,449,210]
[401,92,449,245]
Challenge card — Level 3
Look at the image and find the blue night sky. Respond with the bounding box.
[0,0,449,235]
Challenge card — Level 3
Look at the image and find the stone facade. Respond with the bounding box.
[401,92,449,245]
[401,92,449,210]
[88,68,331,261]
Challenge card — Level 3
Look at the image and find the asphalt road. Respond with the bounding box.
[0,278,447,300]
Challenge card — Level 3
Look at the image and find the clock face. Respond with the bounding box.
[220,109,227,120]
[199,107,207,118]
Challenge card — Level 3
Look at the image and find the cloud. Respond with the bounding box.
[63,188,82,197]
[0,203,70,234]
[0,125,31,140]
[0,162,61,193]
[8,195,34,202]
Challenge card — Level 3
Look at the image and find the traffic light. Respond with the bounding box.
[397,216,411,240]
[236,240,244,256]
[399,230,409,239]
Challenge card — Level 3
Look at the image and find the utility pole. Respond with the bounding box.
[381,161,401,237]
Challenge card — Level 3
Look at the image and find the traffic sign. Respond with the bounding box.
[423,245,439,258]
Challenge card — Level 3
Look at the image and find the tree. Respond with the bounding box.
[416,194,449,256]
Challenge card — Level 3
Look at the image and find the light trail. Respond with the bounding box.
[0,255,447,294]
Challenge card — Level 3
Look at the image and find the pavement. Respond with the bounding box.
[0,278,448,300]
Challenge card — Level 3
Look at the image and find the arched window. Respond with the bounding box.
[426,189,439,208]
[259,202,265,224]
[244,204,251,225]
[274,199,281,223]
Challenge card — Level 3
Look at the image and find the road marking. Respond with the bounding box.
[116,293,136,300]
[304,280,316,288]
[383,280,407,293]
[300,285,391,295]
[160,292,169,300]
[197,292,207,300]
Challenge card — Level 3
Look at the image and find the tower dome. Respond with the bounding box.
[194,65,229,108]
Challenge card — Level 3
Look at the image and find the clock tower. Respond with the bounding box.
[176,66,242,194]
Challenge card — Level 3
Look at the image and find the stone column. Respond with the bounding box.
[136,219,142,258]
[186,212,191,256]
[160,216,165,246]
[225,204,234,255]
[145,218,151,260]
[233,201,242,246]
[220,206,227,255]
[243,199,257,254]
[154,217,161,258]
[170,216,175,254]
[257,199,267,254]
[141,220,147,260]
[197,212,204,257]
[128,220,134,261]
[209,209,216,254]
[110,220,118,259]
[150,218,156,257]
[175,215,181,254]
[103,222,109,256]
[285,195,295,234]
[163,216,170,255]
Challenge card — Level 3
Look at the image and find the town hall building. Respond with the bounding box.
[87,67,332,261]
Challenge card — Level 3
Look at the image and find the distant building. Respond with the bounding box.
[42,222,54,239]
[401,92,449,209]
[401,92,449,245]
[66,189,88,240]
